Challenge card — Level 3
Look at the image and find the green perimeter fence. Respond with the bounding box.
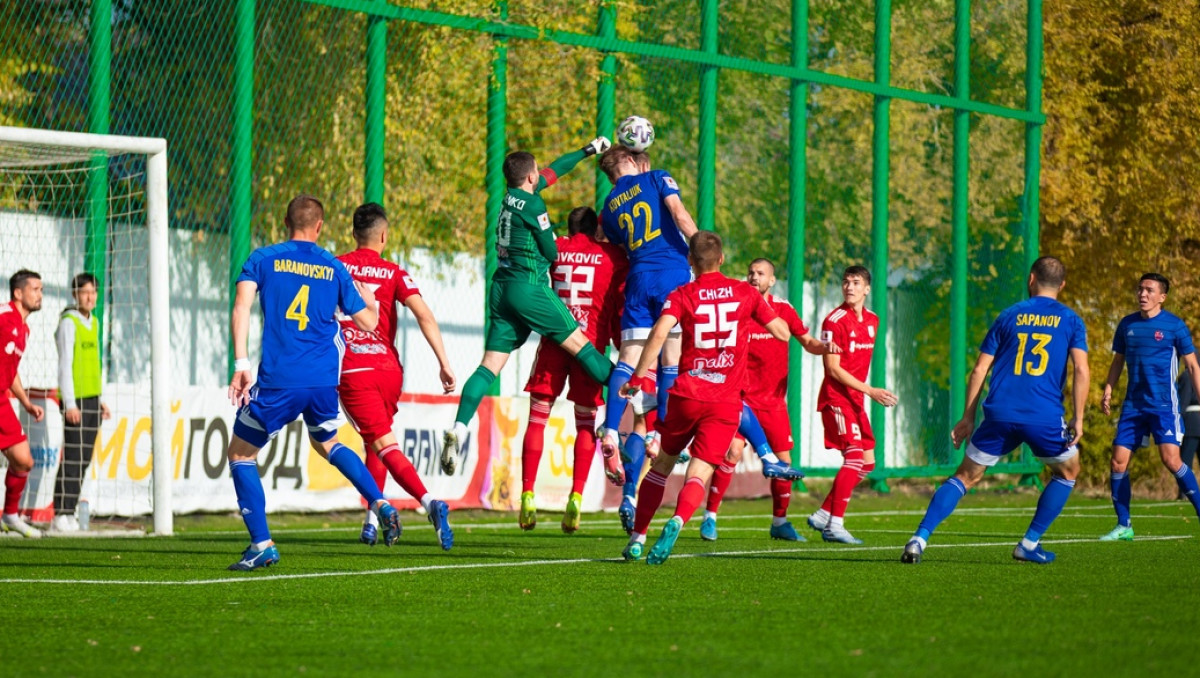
[0,0,1046,487]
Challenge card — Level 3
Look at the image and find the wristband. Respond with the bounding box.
[234,358,253,372]
[627,374,654,394]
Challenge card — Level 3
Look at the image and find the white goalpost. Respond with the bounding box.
[0,126,171,536]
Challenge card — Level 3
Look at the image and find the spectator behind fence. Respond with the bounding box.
[52,273,109,533]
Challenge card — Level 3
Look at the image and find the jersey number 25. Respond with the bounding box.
[695,302,739,349]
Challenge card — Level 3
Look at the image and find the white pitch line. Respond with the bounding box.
[0,535,1189,587]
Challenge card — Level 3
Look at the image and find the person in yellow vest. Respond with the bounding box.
[51,273,109,533]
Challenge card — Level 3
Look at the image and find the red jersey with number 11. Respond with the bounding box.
[661,271,778,405]
[337,248,421,373]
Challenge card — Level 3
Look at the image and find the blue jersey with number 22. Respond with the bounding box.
[600,169,689,272]
[979,296,1088,424]
[238,240,365,389]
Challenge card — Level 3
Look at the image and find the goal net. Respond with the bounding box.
[0,126,171,536]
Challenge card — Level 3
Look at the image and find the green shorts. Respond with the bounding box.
[485,281,578,353]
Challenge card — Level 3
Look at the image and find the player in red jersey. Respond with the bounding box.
[0,270,46,539]
[697,258,837,542]
[337,203,457,551]
[520,206,628,533]
[617,232,792,564]
[806,265,898,544]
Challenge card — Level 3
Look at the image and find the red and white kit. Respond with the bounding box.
[741,295,809,452]
[0,301,30,449]
[816,302,879,453]
[336,248,421,445]
[656,271,778,466]
[524,232,627,405]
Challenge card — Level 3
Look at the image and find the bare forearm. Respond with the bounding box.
[1104,357,1124,389]
[416,314,451,368]
[1073,363,1090,421]
[10,374,31,409]
[634,326,672,377]
[231,306,251,360]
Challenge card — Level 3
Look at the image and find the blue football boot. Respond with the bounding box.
[618,495,636,535]
[1012,542,1056,564]
[375,501,402,546]
[428,499,454,551]
[699,515,718,542]
[228,544,280,571]
[359,522,378,546]
[647,517,683,565]
[769,521,805,542]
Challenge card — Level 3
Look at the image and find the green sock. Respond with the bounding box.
[456,365,497,425]
[575,343,614,385]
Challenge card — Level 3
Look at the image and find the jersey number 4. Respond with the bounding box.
[1014,332,1051,376]
[553,264,595,306]
[619,201,660,251]
[287,285,311,331]
[695,302,739,349]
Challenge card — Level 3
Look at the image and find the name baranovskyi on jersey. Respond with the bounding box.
[273,258,335,280]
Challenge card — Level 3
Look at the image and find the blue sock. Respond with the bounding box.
[327,443,384,504]
[603,361,635,432]
[915,477,967,542]
[1024,476,1075,543]
[623,433,646,497]
[230,460,271,544]
[657,365,678,421]
[739,404,772,459]
[1173,465,1200,517]
[1111,471,1131,527]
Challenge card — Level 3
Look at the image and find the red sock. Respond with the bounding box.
[673,476,707,524]
[365,445,387,491]
[522,398,553,494]
[830,450,865,518]
[633,469,669,535]
[644,406,658,434]
[4,469,28,515]
[858,461,875,483]
[771,478,791,518]
[379,444,429,500]
[706,464,735,513]
[572,408,596,495]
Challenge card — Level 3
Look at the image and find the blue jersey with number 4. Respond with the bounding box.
[600,170,689,272]
[238,240,365,389]
[1112,310,1195,412]
[979,296,1088,424]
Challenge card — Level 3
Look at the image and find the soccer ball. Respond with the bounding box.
[617,116,655,152]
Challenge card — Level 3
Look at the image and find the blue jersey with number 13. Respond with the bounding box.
[979,295,1088,424]
[238,240,365,389]
[600,169,689,272]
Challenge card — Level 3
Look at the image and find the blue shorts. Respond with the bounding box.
[621,267,692,340]
[1113,407,1182,450]
[233,386,344,449]
[965,418,1078,467]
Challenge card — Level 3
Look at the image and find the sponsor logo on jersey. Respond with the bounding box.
[664,176,679,190]
[403,275,417,290]
[749,332,773,341]
[690,352,735,374]
[847,341,875,354]
[537,213,552,231]
[821,330,833,343]
[868,325,875,338]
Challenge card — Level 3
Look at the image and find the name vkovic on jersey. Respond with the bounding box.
[274,259,335,280]
[344,264,394,280]
[1015,313,1061,328]
[560,252,603,265]
[698,287,734,301]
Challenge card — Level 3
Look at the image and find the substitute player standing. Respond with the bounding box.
[698,258,836,542]
[519,206,627,533]
[338,202,456,551]
[806,265,898,544]
[442,138,615,471]
[596,144,699,529]
[618,232,793,565]
[1098,273,1200,541]
[902,256,1090,564]
[0,270,46,539]
[226,194,401,571]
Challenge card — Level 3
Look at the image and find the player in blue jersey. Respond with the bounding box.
[595,144,696,525]
[1098,273,1200,541]
[901,257,1090,564]
[224,194,403,571]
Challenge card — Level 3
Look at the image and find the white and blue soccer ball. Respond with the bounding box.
[617,115,655,152]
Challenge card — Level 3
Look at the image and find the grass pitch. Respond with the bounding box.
[1,492,1197,677]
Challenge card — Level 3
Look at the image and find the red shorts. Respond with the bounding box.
[338,369,404,446]
[740,404,795,453]
[523,338,604,407]
[657,395,741,467]
[821,403,874,453]
[0,398,26,450]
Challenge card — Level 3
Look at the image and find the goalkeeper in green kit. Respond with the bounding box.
[442,137,614,473]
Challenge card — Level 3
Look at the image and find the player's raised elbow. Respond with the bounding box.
[353,307,379,332]
[766,318,791,342]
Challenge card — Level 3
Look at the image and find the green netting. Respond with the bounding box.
[0,0,1042,481]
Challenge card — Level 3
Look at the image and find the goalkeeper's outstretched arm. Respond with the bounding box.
[537,137,611,192]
